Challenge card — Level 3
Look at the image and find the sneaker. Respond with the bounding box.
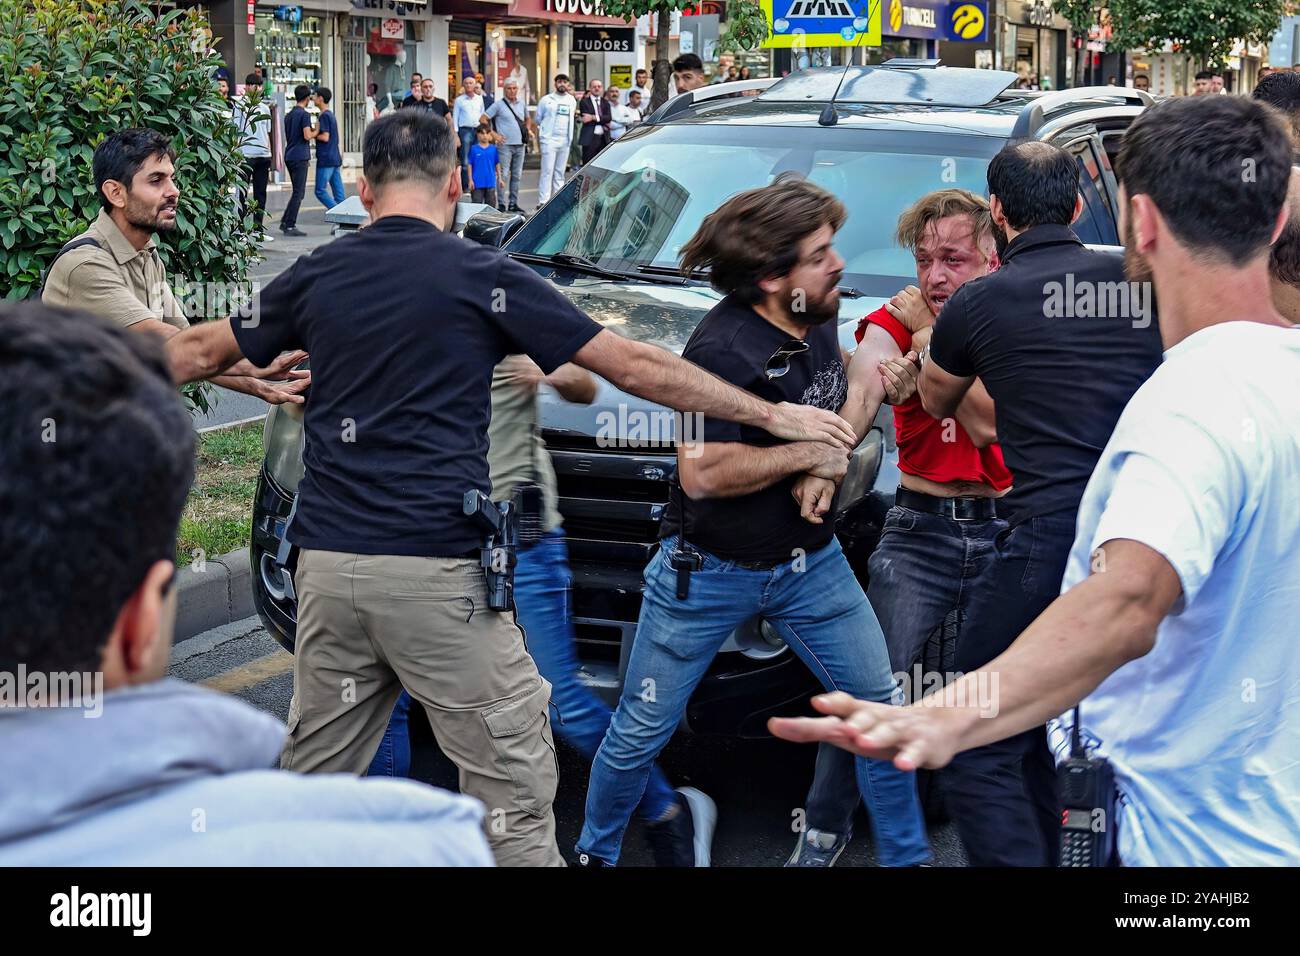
[646,787,716,867]
[282,226,306,237]
[785,828,850,867]
[261,233,275,243]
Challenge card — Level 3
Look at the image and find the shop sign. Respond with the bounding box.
[573,26,635,53]
[761,0,882,48]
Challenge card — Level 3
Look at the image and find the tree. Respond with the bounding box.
[1059,0,1288,74]
[600,0,770,111]
[0,0,264,411]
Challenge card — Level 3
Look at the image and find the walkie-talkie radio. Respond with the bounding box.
[668,474,702,599]
[1058,706,1118,867]
[463,490,517,612]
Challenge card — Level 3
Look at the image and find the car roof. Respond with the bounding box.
[649,65,1153,140]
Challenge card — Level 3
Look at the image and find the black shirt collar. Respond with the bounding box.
[1001,223,1082,264]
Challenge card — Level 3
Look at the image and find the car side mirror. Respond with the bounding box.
[463,208,526,247]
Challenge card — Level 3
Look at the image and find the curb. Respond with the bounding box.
[175,546,257,643]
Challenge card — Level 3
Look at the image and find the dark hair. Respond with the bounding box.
[1195,70,1214,81]
[673,53,704,74]
[986,141,1078,230]
[554,73,570,84]
[1253,70,1300,141]
[1117,96,1291,266]
[0,302,194,674]
[680,173,846,303]
[362,109,457,190]
[1133,73,1149,82]
[1270,206,1300,285]
[92,129,177,212]
[293,84,311,102]
[317,87,332,104]
[244,72,260,86]
[412,72,423,81]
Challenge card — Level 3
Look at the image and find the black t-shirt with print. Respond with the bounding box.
[659,294,848,563]
[231,216,602,557]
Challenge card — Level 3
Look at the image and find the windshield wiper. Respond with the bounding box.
[634,264,710,285]
[507,251,628,281]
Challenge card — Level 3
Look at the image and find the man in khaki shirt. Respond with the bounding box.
[43,128,307,402]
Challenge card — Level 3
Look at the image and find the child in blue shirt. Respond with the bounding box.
[467,123,500,209]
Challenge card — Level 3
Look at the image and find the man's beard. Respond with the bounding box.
[993,222,1009,258]
[1122,216,1152,284]
[125,195,176,233]
[793,284,841,326]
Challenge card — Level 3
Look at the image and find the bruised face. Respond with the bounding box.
[775,222,844,326]
[119,152,179,233]
[913,214,996,316]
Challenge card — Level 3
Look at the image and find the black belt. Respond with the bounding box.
[731,538,832,571]
[895,487,999,521]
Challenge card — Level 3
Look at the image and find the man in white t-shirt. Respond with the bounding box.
[769,94,1300,866]
[535,73,577,208]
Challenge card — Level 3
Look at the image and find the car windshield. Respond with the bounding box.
[508,122,1003,294]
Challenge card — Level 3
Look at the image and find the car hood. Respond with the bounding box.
[537,274,887,441]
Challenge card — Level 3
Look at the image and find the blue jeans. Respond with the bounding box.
[805,504,1006,834]
[578,537,930,866]
[314,165,345,209]
[458,127,475,190]
[367,528,676,823]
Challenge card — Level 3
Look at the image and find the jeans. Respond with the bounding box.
[314,164,345,209]
[578,537,929,866]
[806,504,1006,835]
[282,160,308,229]
[538,143,568,205]
[457,127,475,190]
[243,156,271,229]
[367,690,411,777]
[946,509,1079,866]
[498,143,525,208]
[367,528,676,823]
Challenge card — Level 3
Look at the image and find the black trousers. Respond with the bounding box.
[581,134,608,165]
[244,157,271,229]
[282,160,308,229]
[943,508,1079,866]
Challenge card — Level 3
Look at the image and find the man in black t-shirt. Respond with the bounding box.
[406,77,452,128]
[400,73,422,109]
[280,85,314,237]
[889,141,1162,866]
[575,176,931,868]
[164,112,855,866]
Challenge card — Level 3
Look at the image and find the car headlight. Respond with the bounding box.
[262,404,306,493]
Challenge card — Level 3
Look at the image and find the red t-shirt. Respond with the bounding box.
[856,307,1013,491]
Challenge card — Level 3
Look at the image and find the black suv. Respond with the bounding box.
[249,61,1148,737]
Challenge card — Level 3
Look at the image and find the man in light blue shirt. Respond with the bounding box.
[453,76,485,191]
[769,95,1300,866]
[485,79,531,212]
[232,72,273,234]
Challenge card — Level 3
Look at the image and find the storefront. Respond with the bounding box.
[255,5,327,97]
[1002,0,1069,90]
[872,0,991,67]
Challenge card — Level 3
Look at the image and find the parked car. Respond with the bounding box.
[249,62,1150,738]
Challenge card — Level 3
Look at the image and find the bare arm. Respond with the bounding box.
[678,440,847,499]
[770,539,1181,770]
[571,329,856,447]
[913,325,995,445]
[839,324,902,439]
[546,362,596,405]
[166,319,246,385]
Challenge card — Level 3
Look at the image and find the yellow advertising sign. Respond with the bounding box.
[762,0,883,48]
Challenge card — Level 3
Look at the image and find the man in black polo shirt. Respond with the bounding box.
[163,111,854,866]
[575,176,930,868]
[896,141,1162,865]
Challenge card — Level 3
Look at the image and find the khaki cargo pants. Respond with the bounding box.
[281,549,564,867]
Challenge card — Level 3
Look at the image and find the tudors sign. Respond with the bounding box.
[572,26,635,53]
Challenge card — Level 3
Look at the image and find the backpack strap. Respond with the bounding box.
[37,237,102,299]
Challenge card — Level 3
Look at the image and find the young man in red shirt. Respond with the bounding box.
[787,189,1009,866]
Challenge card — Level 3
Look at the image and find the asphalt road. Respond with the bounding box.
[170,616,968,867]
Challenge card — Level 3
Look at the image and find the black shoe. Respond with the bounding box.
[281,226,306,237]
[497,204,507,212]
[508,204,522,213]
[645,787,716,867]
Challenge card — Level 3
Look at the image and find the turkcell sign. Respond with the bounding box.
[886,0,988,41]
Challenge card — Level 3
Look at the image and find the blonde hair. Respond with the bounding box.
[895,189,994,256]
